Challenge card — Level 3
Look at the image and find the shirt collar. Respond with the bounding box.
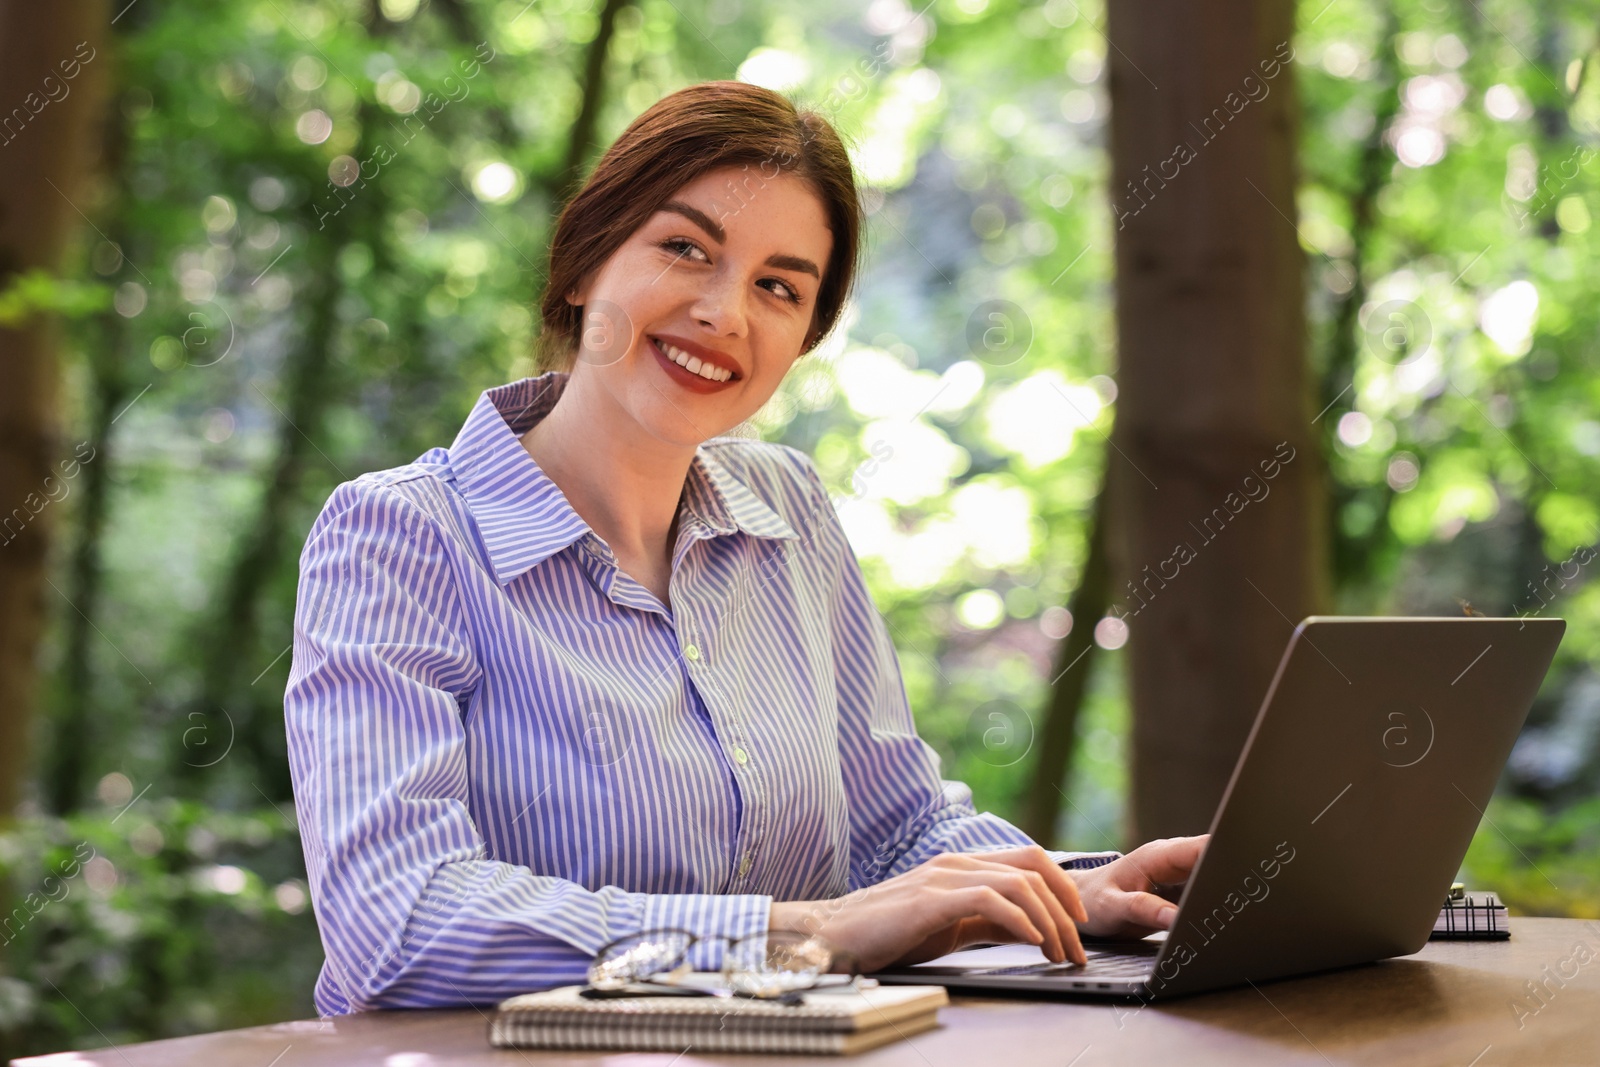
[448,373,797,587]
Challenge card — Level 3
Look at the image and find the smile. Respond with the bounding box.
[647,336,741,393]
[653,337,734,381]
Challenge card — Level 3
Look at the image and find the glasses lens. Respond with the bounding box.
[723,931,835,998]
[588,931,694,990]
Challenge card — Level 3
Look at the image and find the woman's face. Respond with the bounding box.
[564,164,834,449]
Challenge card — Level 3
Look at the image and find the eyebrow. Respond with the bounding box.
[660,199,821,280]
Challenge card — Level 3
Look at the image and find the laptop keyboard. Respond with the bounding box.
[972,948,1158,980]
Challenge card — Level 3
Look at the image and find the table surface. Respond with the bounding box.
[16,917,1600,1067]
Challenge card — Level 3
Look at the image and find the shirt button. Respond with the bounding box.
[738,852,754,877]
[684,643,700,661]
[732,746,749,765]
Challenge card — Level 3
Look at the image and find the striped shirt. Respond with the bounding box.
[284,372,1117,1015]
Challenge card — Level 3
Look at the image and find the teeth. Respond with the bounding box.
[657,339,732,382]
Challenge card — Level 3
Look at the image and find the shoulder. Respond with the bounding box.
[303,451,468,552]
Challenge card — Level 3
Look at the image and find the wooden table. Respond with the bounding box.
[18,918,1600,1066]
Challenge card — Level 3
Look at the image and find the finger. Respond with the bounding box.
[1039,858,1090,925]
[938,866,1080,965]
[980,849,1090,963]
[1057,890,1088,965]
[942,867,1061,961]
[1011,866,1087,966]
[1010,868,1080,965]
[1123,835,1210,886]
[952,847,1090,925]
[955,859,1079,962]
[1118,889,1180,931]
[954,885,1044,951]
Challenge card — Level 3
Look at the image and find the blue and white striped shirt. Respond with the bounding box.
[285,372,1115,1015]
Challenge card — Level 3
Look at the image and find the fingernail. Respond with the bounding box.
[1159,905,1178,926]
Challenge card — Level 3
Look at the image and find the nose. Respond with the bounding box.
[689,267,749,340]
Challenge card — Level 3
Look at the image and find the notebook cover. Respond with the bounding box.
[489,1010,942,1054]
[493,980,947,1034]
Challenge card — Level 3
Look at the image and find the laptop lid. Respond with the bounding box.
[1143,616,1564,997]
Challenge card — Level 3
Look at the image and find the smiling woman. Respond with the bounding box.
[534,80,860,377]
[283,80,1205,1016]
[519,80,861,608]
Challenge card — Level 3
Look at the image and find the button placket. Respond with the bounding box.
[688,649,762,889]
[693,661,752,773]
[707,640,762,879]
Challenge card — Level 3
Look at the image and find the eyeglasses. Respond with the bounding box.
[584,928,862,1004]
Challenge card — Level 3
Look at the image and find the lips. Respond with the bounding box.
[647,336,741,394]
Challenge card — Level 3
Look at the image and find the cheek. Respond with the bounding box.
[753,342,803,386]
[616,267,679,316]
[763,309,812,359]
[597,248,680,304]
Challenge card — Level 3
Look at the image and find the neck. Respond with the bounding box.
[519,372,696,565]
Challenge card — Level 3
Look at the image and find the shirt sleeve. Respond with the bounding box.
[784,452,1113,888]
[285,478,770,1014]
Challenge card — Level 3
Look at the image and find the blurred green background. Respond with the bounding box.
[2,0,1598,1056]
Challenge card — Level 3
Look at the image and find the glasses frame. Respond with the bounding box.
[584,926,862,1005]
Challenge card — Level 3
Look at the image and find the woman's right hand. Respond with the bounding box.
[768,846,1089,974]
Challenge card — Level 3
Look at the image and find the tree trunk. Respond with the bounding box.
[0,0,109,820]
[1104,1,1329,840]
[1021,475,1111,844]
[47,85,137,815]
[555,0,635,201]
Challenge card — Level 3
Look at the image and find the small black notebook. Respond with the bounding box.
[1431,890,1509,940]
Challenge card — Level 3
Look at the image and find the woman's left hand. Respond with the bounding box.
[1070,834,1210,940]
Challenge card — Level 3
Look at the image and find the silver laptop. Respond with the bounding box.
[874,616,1565,999]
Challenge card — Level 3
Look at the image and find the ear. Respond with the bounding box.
[564,271,594,307]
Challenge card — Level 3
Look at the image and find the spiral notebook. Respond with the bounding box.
[1431,890,1509,940]
[489,981,948,1055]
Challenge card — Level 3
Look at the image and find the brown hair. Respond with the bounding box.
[534,80,862,372]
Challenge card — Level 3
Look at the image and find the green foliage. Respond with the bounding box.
[0,800,318,1059]
[1462,795,1600,919]
[0,270,112,328]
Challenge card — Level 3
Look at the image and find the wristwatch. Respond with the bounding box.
[1059,850,1122,871]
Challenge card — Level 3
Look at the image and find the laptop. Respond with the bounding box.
[874,616,1565,1000]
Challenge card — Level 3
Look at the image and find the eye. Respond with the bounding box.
[659,236,805,306]
[657,236,709,264]
[761,278,804,305]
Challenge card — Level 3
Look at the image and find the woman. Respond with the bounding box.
[285,80,1206,1015]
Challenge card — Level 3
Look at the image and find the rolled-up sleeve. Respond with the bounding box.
[285,479,770,1014]
[784,453,1111,888]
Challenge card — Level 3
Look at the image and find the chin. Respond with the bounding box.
[631,402,736,449]
[630,384,763,443]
